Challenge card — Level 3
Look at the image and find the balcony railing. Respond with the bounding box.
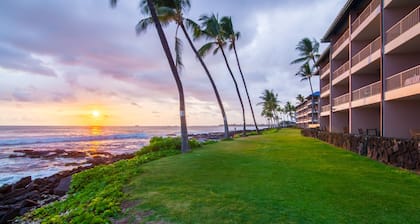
[320,63,330,75]
[351,0,381,32]
[386,6,420,43]
[352,81,381,101]
[321,104,330,112]
[321,84,330,93]
[333,93,350,106]
[332,61,350,80]
[351,36,381,66]
[332,29,349,53]
[387,65,420,91]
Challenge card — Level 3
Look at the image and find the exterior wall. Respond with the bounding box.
[351,106,380,134]
[318,0,419,138]
[383,100,420,138]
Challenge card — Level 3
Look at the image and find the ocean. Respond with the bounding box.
[0,125,255,187]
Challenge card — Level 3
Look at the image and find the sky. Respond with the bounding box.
[0,0,346,126]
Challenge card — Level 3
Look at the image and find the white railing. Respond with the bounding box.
[321,84,330,93]
[332,61,350,80]
[386,65,420,91]
[351,37,381,66]
[320,63,330,75]
[386,6,420,43]
[332,29,349,54]
[321,104,330,113]
[351,0,381,32]
[333,93,350,106]
[352,81,381,101]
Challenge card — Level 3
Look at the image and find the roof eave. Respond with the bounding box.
[321,0,354,42]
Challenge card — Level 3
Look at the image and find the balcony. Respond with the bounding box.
[351,37,381,74]
[385,6,420,54]
[333,93,350,112]
[320,63,330,80]
[385,65,420,100]
[351,0,381,39]
[321,104,331,117]
[332,61,350,85]
[332,29,350,59]
[352,81,381,108]
[321,84,330,98]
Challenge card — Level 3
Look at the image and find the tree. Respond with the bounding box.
[111,0,189,152]
[258,89,280,128]
[295,63,315,124]
[195,14,247,136]
[291,38,320,125]
[220,16,259,134]
[296,94,305,104]
[290,37,320,66]
[284,101,296,122]
[137,0,230,139]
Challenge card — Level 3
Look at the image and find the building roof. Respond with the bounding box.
[307,91,320,99]
[321,0,354,42]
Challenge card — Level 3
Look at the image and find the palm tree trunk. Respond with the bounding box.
[308,77,315,125]
[180,24,229,139]
[219,45,246,136]
[147,0,189,152]
[232,44,259,134]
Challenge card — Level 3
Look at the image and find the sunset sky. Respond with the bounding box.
[0,0,346,126]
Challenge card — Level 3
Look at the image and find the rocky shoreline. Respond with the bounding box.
[0,152,135,223]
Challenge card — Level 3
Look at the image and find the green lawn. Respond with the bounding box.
[123,129,420,223]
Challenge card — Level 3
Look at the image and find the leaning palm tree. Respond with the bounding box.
[111,0,189,152]
[137,0,230,139]
[295,63,315,124]
[195,14,247,136]
[290,37,320,67]
[220,16,259,134]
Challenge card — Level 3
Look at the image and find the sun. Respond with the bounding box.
[91,110,101,118]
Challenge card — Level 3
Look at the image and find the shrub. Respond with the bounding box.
[137,137,201,156]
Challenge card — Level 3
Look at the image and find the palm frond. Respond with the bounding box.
[198,42,216,57]
[110,0,117,7]
[135,17,155,34]
[175,26,183,72]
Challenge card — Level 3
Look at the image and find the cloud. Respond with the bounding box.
[0,0,347,125]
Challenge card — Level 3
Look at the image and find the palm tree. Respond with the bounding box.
[296,63,315,124]
[290,38,320,67]
[220,16,259,134]
[195,14,247,136]
[291,38,320,126]
[111,0,189,152]
[258,89,279,128]
[136,0,230,139]
[284,101,296,122]
[296,94,305,104]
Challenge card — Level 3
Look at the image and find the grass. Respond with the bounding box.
[123,129,420,223]
[25,129,420,223]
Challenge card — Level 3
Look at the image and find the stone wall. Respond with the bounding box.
[301,129,420,170]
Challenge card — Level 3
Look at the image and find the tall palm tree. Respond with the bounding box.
[258,89,279,128]
[111,0,189,152]
[284,101,296,122]
[291,38,320,126]
[137,0,230,139]
[296,94,305,104]
[296,63,315,124]
[195,14,247,136]
[220,16,259,134]
[290,38,320,67]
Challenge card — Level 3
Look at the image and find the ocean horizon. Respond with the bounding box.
[0,125,262,186]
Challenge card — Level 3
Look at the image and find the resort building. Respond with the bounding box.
[296,92,320,129]
[317,0,420,138]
